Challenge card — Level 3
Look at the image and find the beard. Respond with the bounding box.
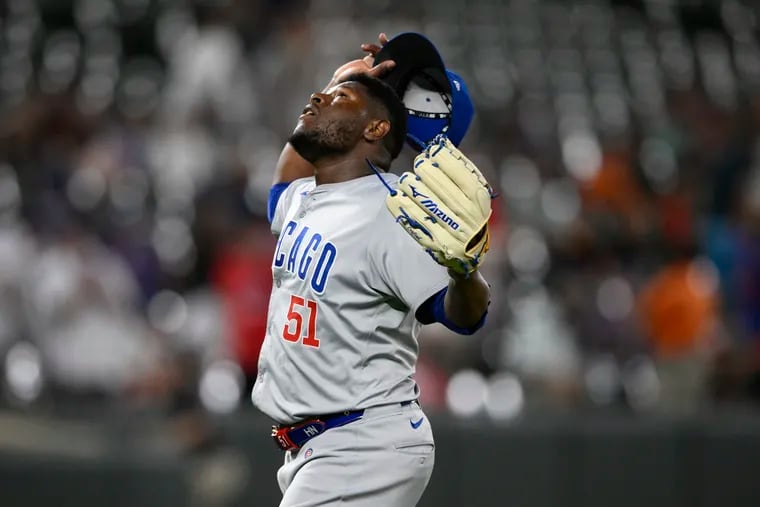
[288,117,363,164]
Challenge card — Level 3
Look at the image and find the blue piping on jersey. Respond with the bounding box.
[421,287,487,335]
[268,182,291,223]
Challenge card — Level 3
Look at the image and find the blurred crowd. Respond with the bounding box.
[0,0,759,425]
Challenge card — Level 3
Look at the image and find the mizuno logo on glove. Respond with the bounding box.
[420,199,459,230]
[409,185,428,199]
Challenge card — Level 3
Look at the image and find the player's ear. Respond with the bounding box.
[364,119,391,143]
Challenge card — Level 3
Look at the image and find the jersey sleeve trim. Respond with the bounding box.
[268,182,291,224]
[418,287,488,335]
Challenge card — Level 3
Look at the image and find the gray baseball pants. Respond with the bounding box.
[276,401,435,506]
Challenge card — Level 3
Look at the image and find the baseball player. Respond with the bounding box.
[252,33,492,506]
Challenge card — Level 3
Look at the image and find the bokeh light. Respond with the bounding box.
[596,276,634,322]
[147,290,188,335]
[39,30,81,94]
[66,168,107,211]
[151,216,197,275]
[621,355,660,412]
[540,177,581,227]
[484,372,525,421]
[507,227,550,279]
[584,354,621,406]
[445,369,487,418]
[561,130,602,181]
[200,360,243,415]
[500,155,542,203]
[4,342,44,403]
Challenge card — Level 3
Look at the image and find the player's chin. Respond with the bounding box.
[291,124,309,141]
[295,113,318,130]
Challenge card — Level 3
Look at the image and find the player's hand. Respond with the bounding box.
[326,33,393,89]
[359,32,390,65]
[385,136,494,276]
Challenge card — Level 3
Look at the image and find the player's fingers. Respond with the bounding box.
[414,158,485,227]
[427,146,488,194]
[427,137,480,174]
[427,144,492,216]
[368,60,395,78]
[361,43,383,55]
[379,33,389,45]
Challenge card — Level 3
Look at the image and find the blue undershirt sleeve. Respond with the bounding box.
[416,287,488,335]
[267,182,291,224]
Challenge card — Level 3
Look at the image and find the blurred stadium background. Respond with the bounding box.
[0,0,759,505]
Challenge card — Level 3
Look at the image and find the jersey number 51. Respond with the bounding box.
[282,294,320,348]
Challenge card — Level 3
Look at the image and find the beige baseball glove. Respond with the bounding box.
[386,136,493,275]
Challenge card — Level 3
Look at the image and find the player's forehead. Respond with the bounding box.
[325,80,366,96]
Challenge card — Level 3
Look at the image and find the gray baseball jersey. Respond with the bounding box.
[252,173,449,424]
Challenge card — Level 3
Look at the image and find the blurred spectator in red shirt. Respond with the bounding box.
[211,219,276,394]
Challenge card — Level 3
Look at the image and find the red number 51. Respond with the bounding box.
[282,295,320,348]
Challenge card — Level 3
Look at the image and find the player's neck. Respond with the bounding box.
[313,155,373,185]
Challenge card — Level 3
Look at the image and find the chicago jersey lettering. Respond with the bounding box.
[273,220,337,294]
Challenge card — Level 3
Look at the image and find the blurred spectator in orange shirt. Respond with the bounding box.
[582,152,644,218]
[638,259,718,357]
[637,256,720,413]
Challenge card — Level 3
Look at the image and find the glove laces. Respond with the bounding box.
[366,159,397,196]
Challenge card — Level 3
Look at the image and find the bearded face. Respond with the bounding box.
[288,114,366,164]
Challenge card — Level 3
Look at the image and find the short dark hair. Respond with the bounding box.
[341,73,407,160]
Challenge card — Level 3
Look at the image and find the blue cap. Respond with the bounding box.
[374,33,474,150]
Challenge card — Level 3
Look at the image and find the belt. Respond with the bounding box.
[272,400,416,452]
